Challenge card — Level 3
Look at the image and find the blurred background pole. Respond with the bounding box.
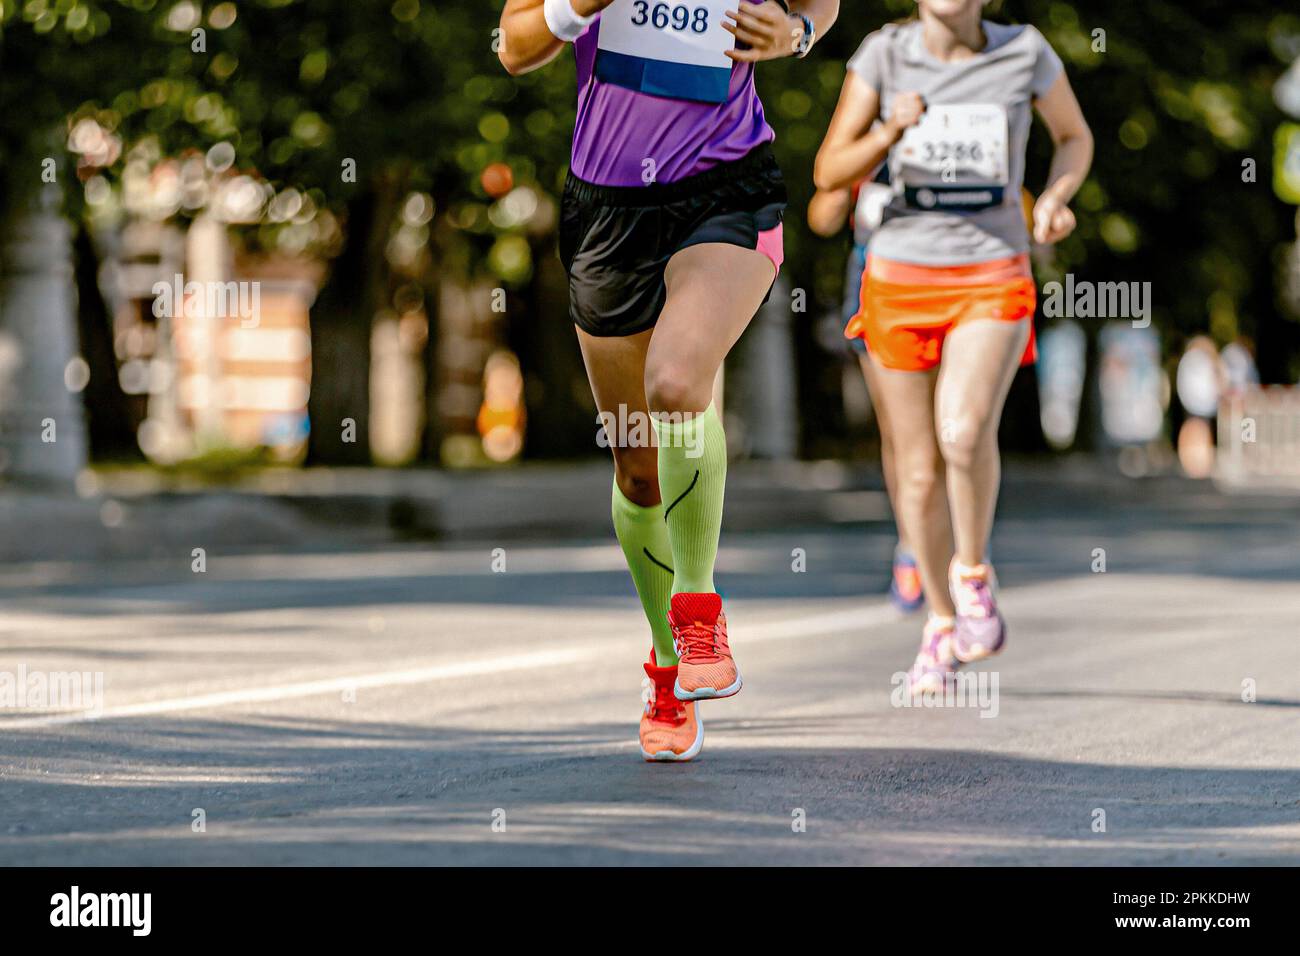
[185,212,232,445]
[729,274,798,459]
[0,185,88,486]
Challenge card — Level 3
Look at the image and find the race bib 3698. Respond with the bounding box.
[595,0,735,104]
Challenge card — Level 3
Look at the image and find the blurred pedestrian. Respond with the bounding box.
[1175,335,1223,478]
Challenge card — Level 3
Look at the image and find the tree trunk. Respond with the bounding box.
[72,224,140,462]
[307,176,398,465]
[510,240,593,459]
[421,274,444,462]
[999,365,1049,455]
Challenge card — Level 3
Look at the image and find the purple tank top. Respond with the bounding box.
[570,2,775,187]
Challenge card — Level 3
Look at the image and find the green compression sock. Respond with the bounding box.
[611,481,678,666]
[654,404,727,595]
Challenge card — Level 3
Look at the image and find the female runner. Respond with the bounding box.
[500,0,839,757]
[814,0,1091,692]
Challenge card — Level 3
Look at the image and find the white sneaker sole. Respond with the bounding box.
[673,672,742,701]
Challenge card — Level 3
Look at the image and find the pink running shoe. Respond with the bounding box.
[905,615,960,697]
[950,562,1006,663]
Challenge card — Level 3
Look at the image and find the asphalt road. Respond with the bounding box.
[1,475,1298,865]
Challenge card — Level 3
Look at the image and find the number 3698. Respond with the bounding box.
[630,2,710,33]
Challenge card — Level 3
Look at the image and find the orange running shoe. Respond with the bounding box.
[889,547,925,614]
[669,592,742,701]
[640,651,702,761]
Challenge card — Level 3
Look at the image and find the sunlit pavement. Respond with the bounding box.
[1,474,1299,865]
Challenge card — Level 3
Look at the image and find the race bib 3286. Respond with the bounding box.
[897,103,1009,212]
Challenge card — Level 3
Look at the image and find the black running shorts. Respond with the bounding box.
[559,143,788,338]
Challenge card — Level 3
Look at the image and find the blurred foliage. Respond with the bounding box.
[0,0,1298,380]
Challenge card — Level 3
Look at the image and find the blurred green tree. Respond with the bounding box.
[1,0,1296,464]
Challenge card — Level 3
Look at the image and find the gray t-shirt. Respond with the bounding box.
[847,20,1063,265]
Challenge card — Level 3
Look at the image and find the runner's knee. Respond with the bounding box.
[896,452,944,509]
[644,363,709,416]
[613,446,660,506]
[938,416,991,473]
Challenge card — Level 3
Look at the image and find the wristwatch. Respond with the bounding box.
[772,2,815,57]
[793,12,815,57]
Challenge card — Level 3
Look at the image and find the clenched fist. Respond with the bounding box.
[723,2,805,62]
[885,92,926,137]
[1032,193,1077,244]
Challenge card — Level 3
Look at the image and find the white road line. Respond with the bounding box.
[1,647,592,731]
[2,604,903,731]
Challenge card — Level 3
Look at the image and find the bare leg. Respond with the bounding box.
[862,359,955,617]
[645,243,776,414]
[576,326,658,505]
[859,352,914,555]
[935,319,1029,567]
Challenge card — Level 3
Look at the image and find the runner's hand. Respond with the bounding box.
[884,92,926,137]
[572,0,617,14]
[1032,194,1076,244]
[724,2,803,62]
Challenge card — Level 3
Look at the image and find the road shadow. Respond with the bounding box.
[2,715,1298,865]
[4,457,1300,617]
[7,528,1300,617]
[5,479,1300,617]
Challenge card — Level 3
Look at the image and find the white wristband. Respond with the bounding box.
[544,0,594,43]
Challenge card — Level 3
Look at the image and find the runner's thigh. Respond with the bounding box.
[645,242,776,410]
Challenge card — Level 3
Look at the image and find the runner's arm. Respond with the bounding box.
[1030,72,1093,243]
[813,73,908,192]
[499,0,614,75]
[807,188,852,237]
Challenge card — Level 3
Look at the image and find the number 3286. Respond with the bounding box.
[630,2,710,32]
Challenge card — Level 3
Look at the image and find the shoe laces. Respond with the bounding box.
[642,675,685,725]
[673,619,720,662]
